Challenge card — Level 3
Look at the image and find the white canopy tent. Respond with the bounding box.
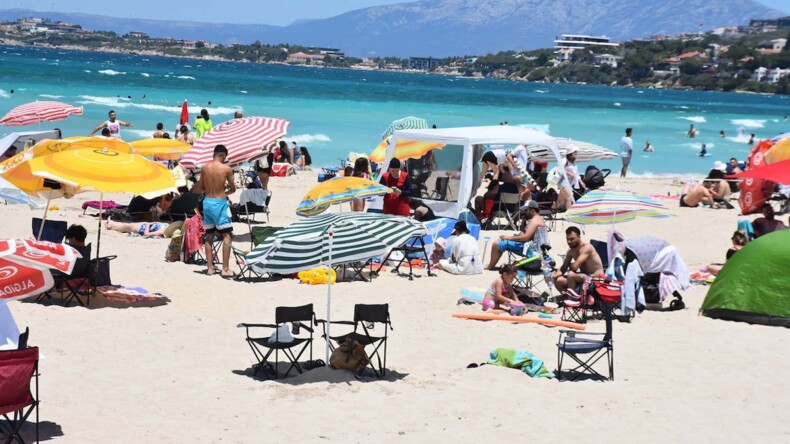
[379,125,570,218]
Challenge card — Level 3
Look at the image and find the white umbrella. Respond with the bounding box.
[529,138,619,163]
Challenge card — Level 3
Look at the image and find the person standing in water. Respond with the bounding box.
[699,144,707,157]
[90,110,133,139]
[620,127,633,178]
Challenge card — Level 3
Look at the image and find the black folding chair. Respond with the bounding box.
[374,236,434,280]
[63,255,117,308]
[31,218,67,243]
[0,346,39,444]
[556,301,614,381]
[36,244,92,305]
[319,304,393,377]
[238,304,316,379]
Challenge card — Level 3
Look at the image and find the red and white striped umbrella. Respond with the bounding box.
[0,101,83,127]
[180,117,290,168]
[0,239,81,301]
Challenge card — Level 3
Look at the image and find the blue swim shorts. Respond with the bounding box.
[203,197,233,233]
[498,239,525,254]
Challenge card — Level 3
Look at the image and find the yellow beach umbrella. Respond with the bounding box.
[27,147,176,198]
[130,138,191,160]
[297,176,392,217]
[369,136,444,164]
[765,138,790,165]
[27,147,178,258]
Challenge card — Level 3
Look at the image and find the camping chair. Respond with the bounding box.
[556,301,614,381]
[536,189,563,232]
[31,218,67,243]
[319,304,393,377]
[238,304,316,379]
[430,176,450,201]
[0,346,39,444]
[125,195,160,221]
[508,244,550,291]
[63,255,117,308]
[233,226,283,282]
[238,189,271,224]
[412,171,432,198]
[485,192,520,230]
[560,276,597,324]
[162,192,201,221]
[35,244,92,305]
[332,260,374,283]
[374,236,434,280]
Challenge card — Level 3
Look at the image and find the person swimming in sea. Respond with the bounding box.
[699,144,707,157]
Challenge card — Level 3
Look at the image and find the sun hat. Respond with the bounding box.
[712,160,727,172]
[434,237,447,249]
[565,144,579,155]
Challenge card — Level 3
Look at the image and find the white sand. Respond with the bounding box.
[3,172,788,442]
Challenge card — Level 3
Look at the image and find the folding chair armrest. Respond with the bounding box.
[97,255,118,262]
[295,321,314,333]
[315,319,355,326]
[237,322,277,329]
[562,336,610,345]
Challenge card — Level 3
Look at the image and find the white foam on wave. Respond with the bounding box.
[286,134,331,144]
[676,105,690,109]
[534,89,549,94]
[0,89,9,98]
[98,69,126,76]
[141,72,150,77]
[39,94,63,99]
[176,75,196,80]
[77,95,236,116]
[613,102,621,107]
[726,134,751,143]
[678,116,706,123]
[682,142,715,150]
[127,129,155,138]
[84,70,91,73]
[516,123,551,133]
[240,90,248,94]
[730,119,765,128]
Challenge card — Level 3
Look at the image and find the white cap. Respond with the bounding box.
[712,160,727,172]
[565,144,578,155]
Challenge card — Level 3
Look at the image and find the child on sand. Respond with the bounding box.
[482,264,525,315]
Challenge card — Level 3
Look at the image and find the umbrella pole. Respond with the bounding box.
[325,229,334,366]
[97,193,104,260]
[36,196,52,240]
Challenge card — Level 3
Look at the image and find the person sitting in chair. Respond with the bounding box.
[409,199,436,221]
[65,224,88,248]
[379,158,412,217]
[552,226,604,293]
[486,201,548,270]
[752,204,786,238]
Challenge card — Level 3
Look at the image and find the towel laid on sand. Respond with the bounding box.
[487,348,555,379]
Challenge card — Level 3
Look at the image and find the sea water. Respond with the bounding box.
[1,45,789,175]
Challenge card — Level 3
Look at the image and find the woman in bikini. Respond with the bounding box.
[105,218,172,237]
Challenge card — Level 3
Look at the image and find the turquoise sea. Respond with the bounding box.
[1,45,789,175]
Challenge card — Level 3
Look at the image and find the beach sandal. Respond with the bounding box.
[221,272,237,280]
[302,359,326,371]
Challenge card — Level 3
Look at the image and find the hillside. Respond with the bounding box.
[1,0,786,57]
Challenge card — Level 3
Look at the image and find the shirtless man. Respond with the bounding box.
[552,226,604,293]
[192,145,236,277]
[679,182,719,208]
[486,201,547,270]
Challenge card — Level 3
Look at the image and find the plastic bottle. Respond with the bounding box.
[541,257,555,289]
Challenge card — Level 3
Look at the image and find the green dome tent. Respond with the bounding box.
[700,229,790,327]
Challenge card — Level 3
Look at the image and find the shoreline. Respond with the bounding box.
[1,40,782,96]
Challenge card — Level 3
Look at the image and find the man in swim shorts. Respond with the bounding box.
[679,182,719,209]
[192,144,237,277]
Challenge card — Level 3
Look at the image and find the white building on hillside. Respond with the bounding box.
[554,34,620,50]
[752,67,790,83]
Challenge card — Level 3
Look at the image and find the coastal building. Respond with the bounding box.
[748,17,790,31]
[593,54,622,68]
[756,38,787,55]
[553,34,620,50]
[287,52,323,65]
[307,47,345,60]
[409,57,439,71]
[751,67,790,83]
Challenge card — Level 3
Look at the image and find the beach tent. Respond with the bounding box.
[0,130,60,155]
[379,126,569,218]
[700,230,790,327]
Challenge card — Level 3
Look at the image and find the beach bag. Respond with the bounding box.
[165,235,183,262]
[271,163,290,177]
[329,338,369,374]
[256,157,269,170]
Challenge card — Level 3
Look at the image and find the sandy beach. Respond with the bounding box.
[4,171,789,443]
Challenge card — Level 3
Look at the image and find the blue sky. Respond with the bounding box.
[4,0,787,25]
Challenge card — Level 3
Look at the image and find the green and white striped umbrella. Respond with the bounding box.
[381,116,428,139]
[245,212,427,274]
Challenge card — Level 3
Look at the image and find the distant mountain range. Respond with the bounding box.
[1,0,786,57]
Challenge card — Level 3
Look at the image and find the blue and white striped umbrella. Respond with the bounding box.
[0,176,44,209]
